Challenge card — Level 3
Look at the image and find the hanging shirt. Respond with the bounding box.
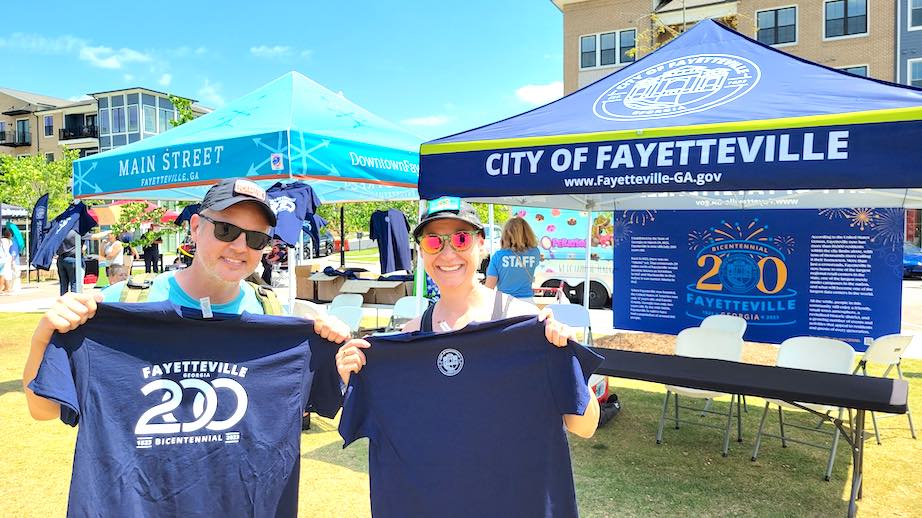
[487,247,542,299]
[31,202,97,270]
[369,209,411,274]
[303,213,329,256]
[339,316,603,518]
[267,182,321,247]
[28,302,342,518]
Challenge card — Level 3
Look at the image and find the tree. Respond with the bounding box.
[0,147,78,217]
[629,13,743,59]
[169,95,195,127]
[110,202,181,248]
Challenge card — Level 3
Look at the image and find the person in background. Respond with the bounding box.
[0,228,12,294]
[103,232,125,284]
[484,217,541,302]
[122,236,139,277]
[55,229,84,296]
[142,228,162,273]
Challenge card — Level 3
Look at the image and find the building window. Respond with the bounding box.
[580,29,636,69]
[127,104,139,133]
[43,115,54,137]
[99,109,110,135]
[757,7,796,45]
[112,106,126,133]
[824,0,867,38]
[158,108,174,133]
[85,114,97,129]
[840,65,868,77]
[580,35,596,68]
[913,0,922,29]
[911,60,922,88]
[143,105,157,133]
[45,152,55,163]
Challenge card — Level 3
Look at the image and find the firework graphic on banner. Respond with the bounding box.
[708,219,770,258]
[818,208,852,220]
[772,235,796,255]
[846,208,875,231]
[869,208,903,251]
[623,210,657,226]
[687,229,712,251]
[612,217,633,245]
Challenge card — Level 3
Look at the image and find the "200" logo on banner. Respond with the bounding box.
[135,378,248,435]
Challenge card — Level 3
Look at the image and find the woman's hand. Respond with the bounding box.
[336,339,371,384]
[313,314,352,344]
[537,307,576,347]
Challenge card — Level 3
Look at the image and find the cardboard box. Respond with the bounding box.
[294,265,323,300]
[298,271,349,302]
[372,281,413,305]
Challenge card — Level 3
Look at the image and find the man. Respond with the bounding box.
[23,178,350,420]
[142,228,162,273]
[54,229,83,296]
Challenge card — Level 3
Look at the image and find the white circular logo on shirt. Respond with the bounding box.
[593,53,760,121]
[437,348,464,376]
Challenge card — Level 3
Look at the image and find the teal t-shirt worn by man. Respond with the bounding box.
[102,270,267,314]
[486,248,541,299]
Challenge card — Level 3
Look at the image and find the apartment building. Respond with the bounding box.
[554,0,893,93]
[0,87,70,158]
[3,86,207,162]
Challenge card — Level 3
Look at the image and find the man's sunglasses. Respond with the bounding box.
[199,214,272,250]
[417,230,480,255]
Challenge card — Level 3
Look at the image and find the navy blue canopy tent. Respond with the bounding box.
[419,20,922,210]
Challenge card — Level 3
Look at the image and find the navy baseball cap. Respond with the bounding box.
[200,178,277,226]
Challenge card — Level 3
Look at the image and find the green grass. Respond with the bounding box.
[343,248,380,264]
[1,312,920,517]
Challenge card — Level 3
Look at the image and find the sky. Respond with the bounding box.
[0,0,565,141]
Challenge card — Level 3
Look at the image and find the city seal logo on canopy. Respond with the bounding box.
[593,54,761,121]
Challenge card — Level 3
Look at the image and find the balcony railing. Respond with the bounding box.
[0,130,31,147]
[59,126,99,140]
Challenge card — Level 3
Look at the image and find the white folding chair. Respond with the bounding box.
[699,315,749,412]
[751,337,856,481]
[291,300,327,320]
[655,327,745,457]
[386,296,429,331]
[327,306,363,337]
[700,314,747,338]
[855,334,916,443]
[546,303,593,346]
[330,293,363,309]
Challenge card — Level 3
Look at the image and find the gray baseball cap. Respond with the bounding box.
[413,197,483,240]
[200,178,277,227]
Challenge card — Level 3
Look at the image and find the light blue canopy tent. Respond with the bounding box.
[70,71,422,300]
[73,71,420,203]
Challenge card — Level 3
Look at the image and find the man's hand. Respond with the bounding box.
[313,314,352,344]
[336,339,370,385]
[537,307,577,347]
[40,292,105,336]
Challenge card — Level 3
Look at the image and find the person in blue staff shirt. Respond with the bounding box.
[22,178,352,421]
[335,197,600,438]
[485,217,541,302]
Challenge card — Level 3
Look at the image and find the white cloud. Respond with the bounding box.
[250,45,292,58]
[0,33,85,54]
[79,45,151,69]
[159,73,173,87]
[401,115,451,127]
[68,94,93,102]
[198,80,225,107]
[123,73,135,82]
[515,81,563,106]
[300,49,314,59]
[195,46,207,56]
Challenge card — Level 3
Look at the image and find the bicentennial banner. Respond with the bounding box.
[613,209,903,350]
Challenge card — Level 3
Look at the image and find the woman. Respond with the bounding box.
[336,198,599,437]
[484,217,541,302]
[0,229,12,294]
[103,232,125,283]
